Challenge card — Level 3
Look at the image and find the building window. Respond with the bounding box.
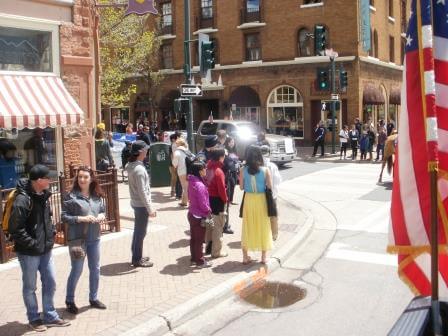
[389,0,394,17]
[401,0,407,33]
[0,26,52,72]
[298,28,313,57]
[370,0,374,6]
[161,44,173,69]
[201,0,213,19]
[245,33,261,61]
[161,2,172,34]
[243,0,261,23]
[267,85,304,138]
[389,36,395,63]
[303,0,323,4]
[368,29,374,56]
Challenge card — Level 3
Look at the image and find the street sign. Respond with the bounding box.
[331,94,339,101]
[180,84,202,97]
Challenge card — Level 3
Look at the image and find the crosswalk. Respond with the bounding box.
[283,162,395,267]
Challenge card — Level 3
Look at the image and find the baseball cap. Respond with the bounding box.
[29,164,50,180]
[260,145,270,157]
[204,135,218,148]
[131,140,149,155]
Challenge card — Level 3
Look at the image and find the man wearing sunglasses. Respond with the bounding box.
[8,164,70,332]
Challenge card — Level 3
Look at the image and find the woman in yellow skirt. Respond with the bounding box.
[239,145,273,264]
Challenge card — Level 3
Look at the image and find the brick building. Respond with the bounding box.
[0,0,99,184]
[134,0,409,144]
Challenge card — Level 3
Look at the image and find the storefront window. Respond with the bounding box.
[233,107,259,123]
[0,127,57,188]
[0,26,52,72]
[267,86,304,138]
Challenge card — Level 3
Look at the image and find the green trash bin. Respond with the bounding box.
[149,142,171,187]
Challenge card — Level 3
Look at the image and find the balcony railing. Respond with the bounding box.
[240,8,261,24]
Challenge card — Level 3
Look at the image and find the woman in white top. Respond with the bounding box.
[339,125,349,160]
[172,137,189,206]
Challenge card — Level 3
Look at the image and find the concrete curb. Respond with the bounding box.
[123,197,316,336]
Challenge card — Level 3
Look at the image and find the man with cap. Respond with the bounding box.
[8,164,70,332]
[125,141,157,267]
[197,135,219,162]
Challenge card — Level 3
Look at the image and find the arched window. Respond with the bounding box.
[373,29,379,58]
[267,85,304,138]
[368,28,374,56]
[297,28,312,57]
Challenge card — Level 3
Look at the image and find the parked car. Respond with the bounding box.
[195,120,296,165]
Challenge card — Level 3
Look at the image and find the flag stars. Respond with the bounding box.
[406,35,413,46]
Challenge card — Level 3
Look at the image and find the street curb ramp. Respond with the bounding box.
[121,198,314,336]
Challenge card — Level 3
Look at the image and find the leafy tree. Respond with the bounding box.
[98,1,162,108]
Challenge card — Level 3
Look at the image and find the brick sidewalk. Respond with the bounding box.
[0,183,307,336]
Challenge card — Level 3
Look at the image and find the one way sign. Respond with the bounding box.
[180,84,202,97]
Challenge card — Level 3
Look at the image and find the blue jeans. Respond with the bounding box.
[132,206,149,264]
[66,239,100,303]
[17,251,60,323]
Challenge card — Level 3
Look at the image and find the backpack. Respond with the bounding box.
[1,189,32,237]
[181,149,196,175]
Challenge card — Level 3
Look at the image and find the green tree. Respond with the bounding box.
[98,1,162,108]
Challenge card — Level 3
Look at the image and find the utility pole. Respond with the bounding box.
[330,55,336,154]
[183,0,195,152]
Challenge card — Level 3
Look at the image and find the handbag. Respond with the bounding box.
[265,187,277,217]
[68,222,88,260]
[200,215,215,228]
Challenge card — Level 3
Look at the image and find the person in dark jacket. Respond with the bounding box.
[312,121,326,157]
[62,166,107,314]
[8,165,70,332]
[121,141,132,169]
[95,129,114,172]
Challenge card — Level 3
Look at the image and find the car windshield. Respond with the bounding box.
[236,123,260,137]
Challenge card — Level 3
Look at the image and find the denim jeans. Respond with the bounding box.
[17,251,60,323]
[132,206,149,263]
[66,239,100,303]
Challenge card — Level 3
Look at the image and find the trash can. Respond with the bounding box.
[149,142,171,187]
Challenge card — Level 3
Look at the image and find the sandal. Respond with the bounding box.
[242,257,254,265]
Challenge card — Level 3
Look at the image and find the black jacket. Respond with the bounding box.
[8,179,55,256]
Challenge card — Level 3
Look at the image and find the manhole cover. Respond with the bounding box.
[241,281,306,309]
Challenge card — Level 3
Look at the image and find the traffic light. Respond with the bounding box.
[314,25,327,56]
[200,40,215,74]
[340,70,348,89]
[317,68,330,91]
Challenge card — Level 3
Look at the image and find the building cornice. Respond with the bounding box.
[237,22,266,30]
[30,0,74,6]
[360,56,404,71]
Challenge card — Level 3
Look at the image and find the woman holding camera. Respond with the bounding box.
[61,166,107,314]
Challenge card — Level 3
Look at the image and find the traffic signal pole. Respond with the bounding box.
[183,0,195,152]
[330,55,336,154]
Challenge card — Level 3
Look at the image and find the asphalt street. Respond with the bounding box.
[163,161,414,336]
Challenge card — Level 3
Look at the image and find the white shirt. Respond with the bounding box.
[339,129,349,143]
[263,157,282,199]
[173,146,188,176]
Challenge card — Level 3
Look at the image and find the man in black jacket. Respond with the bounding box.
[9,165,70,332]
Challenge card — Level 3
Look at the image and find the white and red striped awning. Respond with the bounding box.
[0,73,84,129]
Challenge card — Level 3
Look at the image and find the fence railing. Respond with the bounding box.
[0,166,120,263]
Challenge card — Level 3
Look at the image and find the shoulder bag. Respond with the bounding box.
[68,222,88,260]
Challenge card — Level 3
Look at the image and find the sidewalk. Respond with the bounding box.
[0,181,309,336]
[297,146,383,164]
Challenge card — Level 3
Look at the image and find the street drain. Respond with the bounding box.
[241,281,306,309]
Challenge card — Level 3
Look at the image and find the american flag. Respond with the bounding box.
[388,0,448,296]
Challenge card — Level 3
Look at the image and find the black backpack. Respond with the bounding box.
[180,149,196,175]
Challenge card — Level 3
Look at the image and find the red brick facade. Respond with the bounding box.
[136,0,410,144]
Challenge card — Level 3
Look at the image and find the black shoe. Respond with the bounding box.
[132,259,154,267]
[205,242,212,255]
[89,299,107,310]
[223,228,234,234]
[29,319,47,332]
[65,301,79,314]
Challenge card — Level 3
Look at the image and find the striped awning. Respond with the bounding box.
[0,73,84,129]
